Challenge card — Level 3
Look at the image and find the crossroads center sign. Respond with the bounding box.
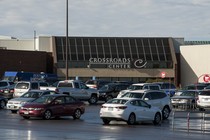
[89,58,147,69]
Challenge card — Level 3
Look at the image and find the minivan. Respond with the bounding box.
[13,81,49,98]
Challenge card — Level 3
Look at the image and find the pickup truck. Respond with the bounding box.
[42,80,99,104]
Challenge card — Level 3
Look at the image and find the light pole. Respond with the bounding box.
[65,0,69,80]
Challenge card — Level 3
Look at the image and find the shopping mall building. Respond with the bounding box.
[2,35,209,87]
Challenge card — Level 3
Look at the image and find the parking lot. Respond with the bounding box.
[1,103,210,140]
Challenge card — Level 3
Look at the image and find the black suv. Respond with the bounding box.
[98,83,130,102]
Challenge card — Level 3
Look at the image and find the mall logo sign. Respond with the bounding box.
[89,58,147,69]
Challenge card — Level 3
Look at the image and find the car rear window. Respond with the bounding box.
[107,99,128,104]
[58,82,73,87]
[15,83,29,89]
[150,85,160,90]
[86,80,95,84]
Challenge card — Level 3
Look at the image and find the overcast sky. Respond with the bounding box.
[1,0,210,40]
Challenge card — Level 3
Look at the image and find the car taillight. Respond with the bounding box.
[101,106,107,108]
[55,88,59,92]
[116,106,127,110]
[10,89,14,93]
[93,85,97,89]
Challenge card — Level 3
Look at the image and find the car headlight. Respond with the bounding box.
[20,102,27,105]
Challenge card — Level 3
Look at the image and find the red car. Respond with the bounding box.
[19,94,85,120]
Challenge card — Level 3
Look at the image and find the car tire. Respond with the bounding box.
[11,110,17,114]
[105,96,113,102]
[153,112,161,125]
[88,95,98,104]
[0,100,6,109]
[102,118,110,125]
[73,109,82,119]
[162,106,170,120]
[127,113,136,125]
[23,116,30,119]
[43,110,52,120]
[199,108,205,111]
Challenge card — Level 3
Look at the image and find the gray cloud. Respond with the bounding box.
[0,0,210,40]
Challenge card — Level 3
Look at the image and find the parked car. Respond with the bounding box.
[120,90,171,119]
[113,81,133,86]
[85,79,111,89]
[0,96,8,109]
[19,94,85,120]
[13,81,49,98]
[7,90,59,113]
[171,90,199,109]
[197,90,210,111]
[0,80,14,89]
[183,83,207,91]
[0,84,16,99]
[98,83,130,102]
[153,82,176,97]
[100,98,162,125]
[117,83,161,98]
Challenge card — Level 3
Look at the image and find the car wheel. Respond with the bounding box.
[43,110,52,120]
[106,96,113,102]
[73,109,82,119]
[127,113,136,125]
[153,112,161,125]
[11,110,17,114]
[199,108,205,111]
[102,118,110,125]
[23,116,30,119]
[88,95,98,104]
[162,106,170,120]
[0,100,6,109]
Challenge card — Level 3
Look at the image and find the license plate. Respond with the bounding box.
[24,111,29,114]
[9,105,15,109]
[108,107,113,111]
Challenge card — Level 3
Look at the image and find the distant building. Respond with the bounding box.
[3,35,199,86]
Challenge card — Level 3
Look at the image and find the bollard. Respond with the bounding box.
[187,112,190,133]
[172,111,175,131]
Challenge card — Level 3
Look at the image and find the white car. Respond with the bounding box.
[120,90,171,119]
[13,81,49,98]
[100,98,162,125]
[197,90,210,111]
[117,83,161,98]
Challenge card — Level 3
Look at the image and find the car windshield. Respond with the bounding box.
[107,99,128,104]
[122,92,144,98]
[21,91,42,98]
[33,96,56,104]
[127,85,143,90]
[199,91,210,96]
[180,91,196,97]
